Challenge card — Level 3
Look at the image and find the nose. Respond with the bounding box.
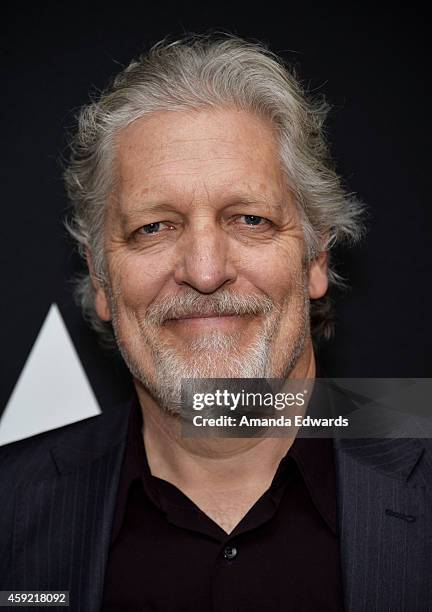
[173,222,237,293]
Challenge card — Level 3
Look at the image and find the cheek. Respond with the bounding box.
[239,243,305,304]
[110,253,171,312]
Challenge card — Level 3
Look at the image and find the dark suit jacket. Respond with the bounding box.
[1,395,432,611]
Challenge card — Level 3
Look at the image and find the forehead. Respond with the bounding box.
[114,107,288,208]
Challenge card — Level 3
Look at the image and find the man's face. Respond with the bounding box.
[91,107,327,412]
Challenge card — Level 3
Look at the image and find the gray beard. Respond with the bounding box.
[110,291,310,417]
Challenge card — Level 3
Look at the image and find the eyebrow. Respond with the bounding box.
[119,192,288,223]
[117,202,175,228]
[121,202,177,219]
[224,194,286,212]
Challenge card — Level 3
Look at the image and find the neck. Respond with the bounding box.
[134,340,316,492]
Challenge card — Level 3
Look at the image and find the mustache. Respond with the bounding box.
[144,290,277,325]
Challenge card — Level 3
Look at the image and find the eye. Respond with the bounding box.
[230,214,274,236]
[137,221,171,235]
[234,215,273,229]
[241,215,264,226]
[140,222,162,234]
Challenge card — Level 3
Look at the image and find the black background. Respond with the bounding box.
[1,3,430,416]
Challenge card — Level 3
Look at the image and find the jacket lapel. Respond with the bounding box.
[9,387,432,611]
[11,404,131,612]
[335,436,432,611]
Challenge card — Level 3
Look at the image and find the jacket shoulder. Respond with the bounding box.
[0,399,132,484]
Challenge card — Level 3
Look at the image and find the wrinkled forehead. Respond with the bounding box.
[110,107,293,217]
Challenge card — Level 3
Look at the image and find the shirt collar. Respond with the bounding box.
[285,367,338,534]
[110,390,160,544]
[111,379,338,543]
[287,436,338,534]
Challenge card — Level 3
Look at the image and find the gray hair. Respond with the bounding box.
[63,33,365,349]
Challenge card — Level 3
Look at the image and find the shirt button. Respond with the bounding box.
[223,545,238,560]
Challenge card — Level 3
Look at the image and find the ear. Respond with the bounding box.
[308,250,328,299]
[85,249,112,322]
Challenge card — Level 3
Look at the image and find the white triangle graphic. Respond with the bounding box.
[0,303,101,446]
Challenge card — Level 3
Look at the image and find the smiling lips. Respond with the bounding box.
[167,312,240,321]
[164,311,252,331]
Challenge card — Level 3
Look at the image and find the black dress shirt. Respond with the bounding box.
[102,391,344,611]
